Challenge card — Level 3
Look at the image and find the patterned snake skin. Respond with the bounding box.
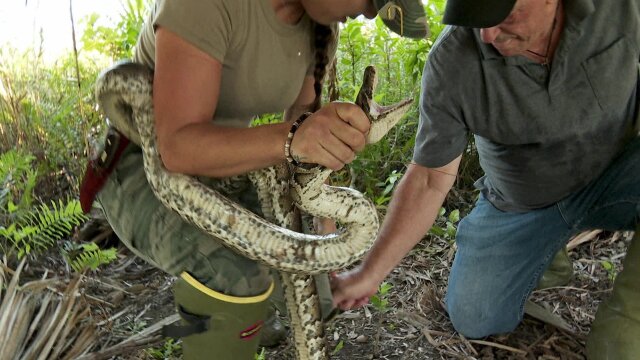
[95,62,412,359]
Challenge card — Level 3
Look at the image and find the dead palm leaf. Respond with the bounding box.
[0,258,98,360]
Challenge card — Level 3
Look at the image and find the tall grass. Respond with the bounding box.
[0,47,103,178]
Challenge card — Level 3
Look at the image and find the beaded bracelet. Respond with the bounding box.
[284,112,312,166]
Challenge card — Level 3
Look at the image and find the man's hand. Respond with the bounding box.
[330,265,382,310]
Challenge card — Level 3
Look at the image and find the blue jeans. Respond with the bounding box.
[446,137,640,338]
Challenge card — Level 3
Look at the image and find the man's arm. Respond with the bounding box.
[331,156,462,309]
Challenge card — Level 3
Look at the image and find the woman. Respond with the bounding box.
[92,0,426,358]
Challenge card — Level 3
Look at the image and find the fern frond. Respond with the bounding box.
[68,243,117,272]
[6,198,88,258]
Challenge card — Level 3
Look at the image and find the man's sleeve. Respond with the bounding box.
[412,58,468,168]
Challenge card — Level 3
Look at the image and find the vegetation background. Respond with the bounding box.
[0,0,477,265]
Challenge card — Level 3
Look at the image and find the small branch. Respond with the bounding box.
[75,334,165,360]
[567,230,602,251]
[69,0,81,90]
[467,339,528,355]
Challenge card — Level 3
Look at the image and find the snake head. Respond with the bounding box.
[355,65,414,144]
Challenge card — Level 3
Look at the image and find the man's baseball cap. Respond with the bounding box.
[442,0,517,28]
[373,0,430,39]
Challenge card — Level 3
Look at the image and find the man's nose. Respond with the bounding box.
[479,27,501,43]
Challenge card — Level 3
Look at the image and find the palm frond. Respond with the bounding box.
[0,258,97,359]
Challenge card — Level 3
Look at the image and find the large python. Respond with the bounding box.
[95,62,412,359]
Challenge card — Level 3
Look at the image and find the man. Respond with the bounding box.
[331,0,640,358]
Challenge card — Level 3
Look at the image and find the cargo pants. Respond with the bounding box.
[96,143,333,313]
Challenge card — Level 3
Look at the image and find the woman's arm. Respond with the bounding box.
[153,27,289,177]
[153,27,370,178]
[283,75,316,122]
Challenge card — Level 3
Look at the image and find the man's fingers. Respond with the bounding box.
[337,297,370,311]
[355,297,370,308]
[338,299,356,310]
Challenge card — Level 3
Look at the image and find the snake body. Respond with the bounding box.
[95,62,412,359]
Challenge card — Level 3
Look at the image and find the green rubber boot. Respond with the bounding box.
[586,228,640,359]
[164,272,273,360]
[537,246,573,290]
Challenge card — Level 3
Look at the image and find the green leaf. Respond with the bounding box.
[600,260,613,271]
[332,340,344,355]
[379,281,393,295]
[7,200,17,214]
[429,226,445,236]
[448,209,460,223]
[446,222,457,238]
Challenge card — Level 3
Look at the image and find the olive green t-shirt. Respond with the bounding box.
[134,0,315,128]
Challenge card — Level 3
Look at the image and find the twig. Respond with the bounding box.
[77,315,180,360]
[467,339,528,355]
[96,306,131,326]
[83,276,130,294]
[397,310,429,328]
[458,334,479,356]
[83,293,114,307]
[567,230,601,251]
[89,228,114,245]
[68,0,81,89]
[421,328,440,347]
[129,314,179,340]
[74,334,165,360]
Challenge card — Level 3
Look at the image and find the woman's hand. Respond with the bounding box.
[330,264,383,310]
[289,101,370,170]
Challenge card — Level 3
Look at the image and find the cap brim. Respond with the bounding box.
[373,0,430,39]
[442,0,516,28]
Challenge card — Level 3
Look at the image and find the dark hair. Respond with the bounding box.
[310,23,336,112]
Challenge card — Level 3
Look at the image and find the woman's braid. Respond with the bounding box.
[311,23,335,112]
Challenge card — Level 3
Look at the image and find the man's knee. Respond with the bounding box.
[446,293,521,338]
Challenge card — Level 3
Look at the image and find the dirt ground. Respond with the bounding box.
[54,219,632,360]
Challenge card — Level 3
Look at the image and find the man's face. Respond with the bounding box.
[479,0,557,57]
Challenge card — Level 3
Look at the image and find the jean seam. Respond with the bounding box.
[556,202,571,228]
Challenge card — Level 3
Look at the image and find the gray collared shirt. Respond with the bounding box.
[413,0,640,211]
